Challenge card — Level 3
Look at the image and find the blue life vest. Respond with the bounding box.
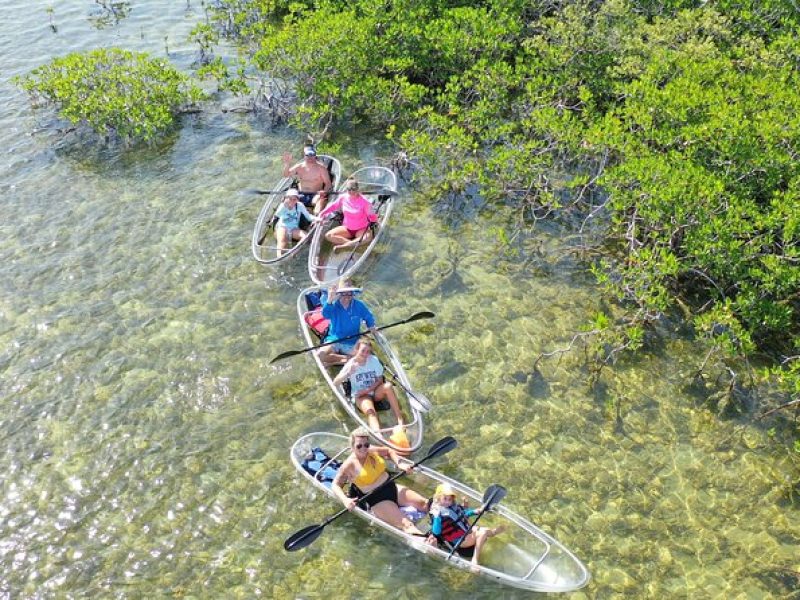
[301,447,342,488]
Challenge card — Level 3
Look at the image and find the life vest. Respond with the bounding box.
[304,307,330,340]
[300,447,342,489]
[431,504,471,543]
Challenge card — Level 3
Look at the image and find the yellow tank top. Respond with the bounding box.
[353,453,386,488]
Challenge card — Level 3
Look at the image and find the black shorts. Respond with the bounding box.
[451,541,475,559]
[349,480,399,509]
[298,192,316,208]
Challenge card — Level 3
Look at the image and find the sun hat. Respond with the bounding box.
[435,483,456,498]
[285,188,300,197]
[337,286,363,295]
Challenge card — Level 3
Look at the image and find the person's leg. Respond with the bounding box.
[275,226,290,256]
[371,501,424,535]
[317,344,350,366]
[396,484,429,511]
[470,529,489,565]
[293,229,306,243]
[355,394,381,431]
[325,226,354,247]
[374,383,404,426]
[470,525,506,565]
[313,193,327,215]
[335,228,372,250]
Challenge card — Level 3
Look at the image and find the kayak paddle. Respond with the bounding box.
[269,311,435,363]
[284,436,458,552]
[382,365,433,414]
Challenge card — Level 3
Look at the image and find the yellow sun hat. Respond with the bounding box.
[435,483,456,498]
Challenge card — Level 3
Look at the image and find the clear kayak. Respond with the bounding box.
[290,432,591,593]
[296,287,425,452]
[251,155,342,265]
[308,166,397,285]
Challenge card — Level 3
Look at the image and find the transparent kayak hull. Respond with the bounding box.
[308,166,397,284]
[251,155,342,265]
[296,287,424,452]
[290,432,590,593]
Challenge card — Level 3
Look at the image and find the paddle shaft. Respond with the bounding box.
[336,194,391,276]
[446,485,507,560]
[382,364,431,413]
[269,310,434,363]
[249,186,395,196]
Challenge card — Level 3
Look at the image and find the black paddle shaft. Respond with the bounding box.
[269,310,435,363]
[284,436,458,552]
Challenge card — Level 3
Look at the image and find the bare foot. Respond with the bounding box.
[488,525,506,537]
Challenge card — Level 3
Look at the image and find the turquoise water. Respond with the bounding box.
[1,2,798,598]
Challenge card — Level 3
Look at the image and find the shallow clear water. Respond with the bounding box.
[1,2,798,598]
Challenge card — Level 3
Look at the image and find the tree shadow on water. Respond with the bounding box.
[430,360,469,385]
[508,367,551,398]
[435,242,471,296]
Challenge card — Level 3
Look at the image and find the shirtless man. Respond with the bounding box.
[282,146,332,215]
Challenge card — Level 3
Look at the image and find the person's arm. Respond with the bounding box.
[318,197,341,219]
[320,166,332,197]
[298,202,318,222]
[361,196,379,223]
[357,301,376,329]
[282,152,297,177]
[331,461,357,510]
[376,445,410,473]
[430,509,443,535]
[321,289,339,319]
[333,359,355,385]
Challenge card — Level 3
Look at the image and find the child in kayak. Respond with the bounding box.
[274,188,319,257]
[427,483,505,567]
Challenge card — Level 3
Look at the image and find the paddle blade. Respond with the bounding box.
[482,484,508,510]
[406,311,435,322]
[423,436,457,462]
[284,523,325,552]
[270,349,303,364]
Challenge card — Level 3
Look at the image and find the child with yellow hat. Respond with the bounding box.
[426,483,505,566]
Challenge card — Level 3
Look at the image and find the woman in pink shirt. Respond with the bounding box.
[319,178,378,250]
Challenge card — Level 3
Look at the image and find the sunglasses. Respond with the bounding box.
[340,292,353,297]
[354,442,370,450]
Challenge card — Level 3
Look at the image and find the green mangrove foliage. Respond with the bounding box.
[208,0,799,416]
[15,48,205,143]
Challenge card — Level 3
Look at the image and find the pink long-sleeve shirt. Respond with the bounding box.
[319,193,378,231]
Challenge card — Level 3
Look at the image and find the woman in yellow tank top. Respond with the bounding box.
[332,427,430,535]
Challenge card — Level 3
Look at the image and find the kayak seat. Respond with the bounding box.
[343,379,390,411]
[301,447,342,489]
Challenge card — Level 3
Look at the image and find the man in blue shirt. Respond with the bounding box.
[318,281,376,366]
